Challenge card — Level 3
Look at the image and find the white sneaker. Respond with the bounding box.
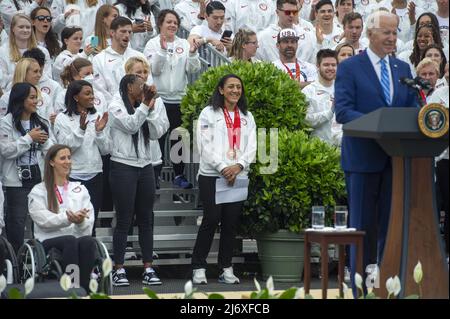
[192,268,207,284]
[218,266,240,284]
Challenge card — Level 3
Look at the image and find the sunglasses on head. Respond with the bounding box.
[35,15,53,22]
[278,9,299,16]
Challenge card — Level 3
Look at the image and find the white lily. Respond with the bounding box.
[266,276,274,294]
[354,272,363,290]
[392,276,401,296]
[89,278,98,293]
[0,275,6,294]
[24,277,34,296]
[386,277,394,295]
[413,261,423,284]
[60,274,72,291]
[294,287,305,299]
[184,280,193,296]
[253,277,261,292]
[342,282,349,298]
[102,258,112,278]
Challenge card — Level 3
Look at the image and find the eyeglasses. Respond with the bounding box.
[278,9,299,16]
[34,15,53,22]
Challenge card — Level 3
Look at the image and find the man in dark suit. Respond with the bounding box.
[334,11,418,294]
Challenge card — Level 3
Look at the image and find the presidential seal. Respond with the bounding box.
[418,103,449,138]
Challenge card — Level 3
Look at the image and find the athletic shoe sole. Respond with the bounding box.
[142,280,162,285]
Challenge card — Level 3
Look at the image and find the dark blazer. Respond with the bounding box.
[334,50,418,173]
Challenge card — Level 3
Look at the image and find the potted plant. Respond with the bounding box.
[181,61,345,282]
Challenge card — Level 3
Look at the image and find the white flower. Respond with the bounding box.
[184,280,193,296]
[266,276,274,294]
[294,287,305,299]
[102,258,112,278]
[253,277,261,292]
[354,272,363,290]
[89,279,98,293]
[392,276,401,296]
[0,275,6,294]
[342,282,349,297]
[413,261,423,284]
[24,277,34,296]
[60,274,72,291]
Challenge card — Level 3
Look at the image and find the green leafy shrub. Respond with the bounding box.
[181,60,309,133]
[242,130,346,236]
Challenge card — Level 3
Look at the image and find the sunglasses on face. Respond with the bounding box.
[35,15,53,22]
[278,9,299,16]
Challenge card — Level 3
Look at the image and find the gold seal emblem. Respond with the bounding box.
[418,103,449,138]
[227,149,236,160]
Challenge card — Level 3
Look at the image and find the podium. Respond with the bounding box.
[343,107,449,299]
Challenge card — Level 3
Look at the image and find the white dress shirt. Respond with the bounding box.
[366,47,394,103]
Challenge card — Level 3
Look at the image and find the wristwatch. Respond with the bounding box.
[237,163,244,171]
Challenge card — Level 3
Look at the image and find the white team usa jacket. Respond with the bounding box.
[28,181,94,242]
[53,110,112,175]
[108,96,168,168]
[196,105,257,177]
[0,113,53,187]
[144,36,201,103]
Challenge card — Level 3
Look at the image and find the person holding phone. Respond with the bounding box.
[114,0,157,52]
[84,4,120,54]
[108,74,167,286]
[28,144,98,292]
[188,1,232,53]
[0,82,53,252]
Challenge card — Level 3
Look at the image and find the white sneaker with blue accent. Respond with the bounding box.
[218,266,240,284]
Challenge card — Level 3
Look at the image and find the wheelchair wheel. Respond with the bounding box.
[93,238,113,295]
[0,236,19,284]
[17,240,47,283]
[44,247,64,280]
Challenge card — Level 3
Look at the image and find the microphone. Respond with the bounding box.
[399,77,431,90]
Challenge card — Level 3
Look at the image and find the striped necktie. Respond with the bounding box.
[379,58,391,105]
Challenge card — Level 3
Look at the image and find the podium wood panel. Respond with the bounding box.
[377,157,448,298]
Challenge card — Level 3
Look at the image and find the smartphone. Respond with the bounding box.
[135,18,144,24]
[90,36,99,48]
[221,30,233,40]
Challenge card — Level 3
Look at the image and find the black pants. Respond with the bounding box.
[110,161,155,265]
[191,175,243,269]
[158,102,184,177]
[437,159,449,253]
[5,185,39,253]
[70,173,103,237]
[101,155,113,211]
[42,235,96,292]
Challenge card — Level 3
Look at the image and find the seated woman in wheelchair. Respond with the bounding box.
[28,144,97,291]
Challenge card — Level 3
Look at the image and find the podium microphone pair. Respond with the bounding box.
[400,76,432,90]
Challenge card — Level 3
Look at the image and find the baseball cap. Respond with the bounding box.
[277,28,300,42]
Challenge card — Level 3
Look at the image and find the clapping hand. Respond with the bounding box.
[408,2,416,25]
[67,209,89,224]
[79,111,88,130]
[142,84,157,109]
[95,112,108,132]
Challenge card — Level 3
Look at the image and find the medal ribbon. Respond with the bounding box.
[223,106,241,155]
[282,61,300,81]
[55,182,69,204]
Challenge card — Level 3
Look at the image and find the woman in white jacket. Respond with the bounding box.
[191,74,256,285]
[53,27,94,85]
[143,9,201,189]
[28,143,97,292]
[124,56,169,188]
[0,82,52,252]
[54,80,111,236]
[108,74,166,287]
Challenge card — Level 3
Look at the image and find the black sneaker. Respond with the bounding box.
[143,268,162,285]
[173,175,193,189]
[112,268,129,287]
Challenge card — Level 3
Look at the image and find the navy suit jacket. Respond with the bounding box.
[334,50,418,173]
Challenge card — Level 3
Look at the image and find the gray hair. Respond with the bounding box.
[365,10,398,36]
[416,57,440,75]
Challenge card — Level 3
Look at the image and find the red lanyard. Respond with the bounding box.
[222,106,241,159]
[55,183,69,204]
[282,61,300,81]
